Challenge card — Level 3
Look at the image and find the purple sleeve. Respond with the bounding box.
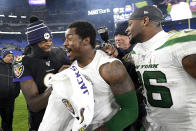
[13,76,33,82]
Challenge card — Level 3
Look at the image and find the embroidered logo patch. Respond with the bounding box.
[62,99,75,115]
[44,32,50,40]
[45,60,50,66]
[43,73,54,88]
[13,64,24,78]
[15,55,24,62]
[79,127,85,131]
[79,124,87,131]
[80,108,85,124]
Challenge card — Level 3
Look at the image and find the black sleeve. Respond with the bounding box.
[13,56,33,82]
[14,82,20,98]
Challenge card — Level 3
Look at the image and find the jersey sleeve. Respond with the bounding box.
[174,41,196,65]
[13,56,33,82]
[160,30,196,66]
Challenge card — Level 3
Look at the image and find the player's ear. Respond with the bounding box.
[143,16,150,26]
[83,37,90,46]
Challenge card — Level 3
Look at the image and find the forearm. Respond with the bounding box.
[24,88,52,112]
[105,91,138,131]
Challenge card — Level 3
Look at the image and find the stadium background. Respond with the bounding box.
[0,0,196,130]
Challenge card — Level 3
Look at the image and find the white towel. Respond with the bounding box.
[39,65,94,131]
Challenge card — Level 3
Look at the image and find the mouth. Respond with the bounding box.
[127,33,133,40]
[44,47,51,52]
[64,47,72,56]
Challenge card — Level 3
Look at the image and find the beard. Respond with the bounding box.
[30,44,50,59]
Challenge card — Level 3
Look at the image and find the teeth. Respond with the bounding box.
[64,48,68,53]
[64,48,71,53]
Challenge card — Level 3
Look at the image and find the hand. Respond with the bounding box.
[44,84,53,92]
[94,125,109,131]
[58,65,70,72]
[102,44,118,58]
[122,52,134,64]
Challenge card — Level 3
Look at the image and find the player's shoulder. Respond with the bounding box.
[156,29,196,50]
[16,55,35,65]
[97,50,119,61]
[13,55,34,72]
[50,46,65,55]
[14,55,25,64]
[169,29,196,38]
[101,59,124,74]
[13,55,26,79]
[50,46,68,64]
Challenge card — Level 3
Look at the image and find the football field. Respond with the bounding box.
[0,93,28,131]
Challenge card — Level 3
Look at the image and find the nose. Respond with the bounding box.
[115,40,120,46]
[10,57,13,62]
[125,27,129,35]
[45,40,52,46]
[64,39,68,46]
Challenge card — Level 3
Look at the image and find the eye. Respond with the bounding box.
[128,21,132,26]
[68,38,72,42]
[67,35,73,42]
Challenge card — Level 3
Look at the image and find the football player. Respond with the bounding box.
[13,16,68,131]
[126,5,196,131]
[39,20,139,131]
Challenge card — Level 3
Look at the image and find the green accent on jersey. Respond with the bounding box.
[135,65,140,69]
[156,30,196,50]
[140,125,145,131]
[131,50,136,54]
[137,71,173,108]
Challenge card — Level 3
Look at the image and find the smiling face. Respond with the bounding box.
[37,38,52,52]
[126,19,144,43]
[3,53,14,64]
[64,28,83,61]
[114,34,130,50]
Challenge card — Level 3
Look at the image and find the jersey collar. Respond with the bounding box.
[140,31,169,51]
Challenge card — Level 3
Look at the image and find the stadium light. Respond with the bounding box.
[0,31,21,34]
[51,31,66,34]
[8,15,17,18]
[0,14,5,17]
[21,16,27,19]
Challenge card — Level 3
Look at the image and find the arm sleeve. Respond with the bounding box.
[105,90,138,131]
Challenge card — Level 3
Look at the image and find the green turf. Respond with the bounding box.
[13,93,28,131]
[0,93,28,131]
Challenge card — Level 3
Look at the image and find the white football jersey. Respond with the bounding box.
[72,50,121,130]
[132,30,196,131]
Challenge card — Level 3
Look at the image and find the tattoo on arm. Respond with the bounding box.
[100,60,135,95]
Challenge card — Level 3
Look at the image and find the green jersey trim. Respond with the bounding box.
[156,30,196,50]
[131,50,136,54]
